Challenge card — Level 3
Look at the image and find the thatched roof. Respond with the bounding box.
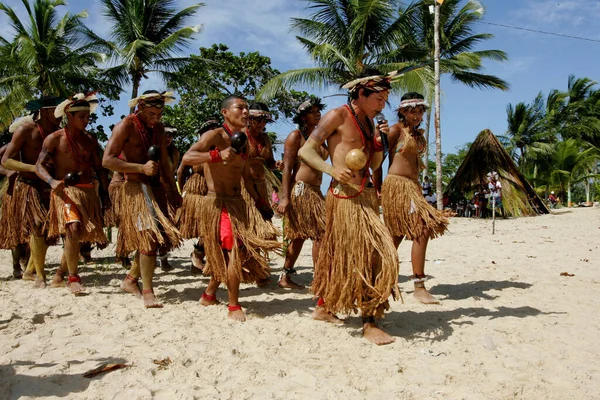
[445,129,549,216]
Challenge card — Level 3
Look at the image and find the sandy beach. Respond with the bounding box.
[0,207,599,399]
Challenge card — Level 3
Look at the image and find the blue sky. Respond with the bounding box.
[2,0,600,158]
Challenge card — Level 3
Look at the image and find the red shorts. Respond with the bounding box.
[220,206,234,250]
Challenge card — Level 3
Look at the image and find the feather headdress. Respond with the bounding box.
[128,91,176,109]
[8,115,35,133]
[342,63,431,94]
[396,98,429,110]
[55,92,99,119]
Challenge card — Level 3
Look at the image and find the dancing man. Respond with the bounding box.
[181,95,280,322]
[176,120,219,273]
[299,71,400,345]
[381,92,450,305]
[277,97,327,291]
[35,93,109,295]
[1,96,63,287]
[103,90,182,308]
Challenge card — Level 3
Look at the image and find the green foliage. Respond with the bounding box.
[94,0,203,105]
[163,44,308,153]
[258,0,430,99]
[0,0,120,129]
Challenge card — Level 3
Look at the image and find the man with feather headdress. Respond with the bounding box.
[35,93,109,295]
[1,96,63,287]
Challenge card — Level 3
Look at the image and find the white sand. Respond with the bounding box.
[0,207,599,399]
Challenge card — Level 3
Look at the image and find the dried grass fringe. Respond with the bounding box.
[381,175,450,240]
[104,180,123,227]
[200,194,281,284]
[47,184,107,244]
[0,179,48,248]
[117,182,182,255]
[312,184,400,318]
[283,182,326,241]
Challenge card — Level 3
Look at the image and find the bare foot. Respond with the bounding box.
[22,272,36,281]
[199,293,219,306]
[33,277,46,288]
[312,306,344,325]
[278,273,305,290]
[50,271,66,287]
[414,284,440,305]
[120,276,142,298]
[158,257,173,272]
[66,277,85,296]
[256,277,271,288]
[191,250,204,270]
[363,322,395,346]
[12,266,23,279]
[142,290,163,308]
[227,305,246,322]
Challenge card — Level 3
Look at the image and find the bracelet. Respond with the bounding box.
[209,149,222,163]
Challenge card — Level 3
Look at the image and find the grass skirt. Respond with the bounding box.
[104,180,123,227]
[0,178,49,248]
[313,183,399,318]
[200,194,281,284]
[47,184,107,245]
[283,181,326,241]
[174,173,208,238]
[381,175,450,240]
[116,181,182,255]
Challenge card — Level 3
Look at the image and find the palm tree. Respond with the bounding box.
[409,0,509,198]
[550,138,598,206]
[93,0,204,111]
[258,0,430,99]
[0,0,112,128]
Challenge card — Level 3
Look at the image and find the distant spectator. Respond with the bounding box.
[425,189,437,207]
[422,176,432,196]
[548,191,558,209]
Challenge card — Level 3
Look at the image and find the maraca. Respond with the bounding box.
[230,131,247,153]
[148,145,160,162]
[64,171,81,187]
[345,148,368,170]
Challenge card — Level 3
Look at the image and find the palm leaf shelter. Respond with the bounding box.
[445,129,549,217]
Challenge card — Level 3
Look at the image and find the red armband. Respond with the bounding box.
[209,149,222,163]
[372,137,384,152]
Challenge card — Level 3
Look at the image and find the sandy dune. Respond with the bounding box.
[0,207,598,399]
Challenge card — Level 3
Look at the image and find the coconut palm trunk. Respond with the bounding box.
[434,1,443,210]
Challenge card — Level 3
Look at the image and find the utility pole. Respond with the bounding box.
[434,0,443,210]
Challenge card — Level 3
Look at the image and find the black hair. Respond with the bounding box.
[68,100,91,114]
[196,120,220,136]
[221,95,246,110]
[248,101,270,113]
[292,96,325,127]
[349,68,390,100]
[396,92,426,121]
[143,90,160,95]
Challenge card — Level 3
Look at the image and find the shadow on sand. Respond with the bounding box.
[0,357,129,400]
[428,280,533,300]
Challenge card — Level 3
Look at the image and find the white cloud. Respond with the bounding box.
[511,0,600,35]
[501,56,536,77]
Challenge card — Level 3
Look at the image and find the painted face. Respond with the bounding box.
[139,104,164,127]
[67,110,91,131]
[400,105,426,128]
[222,99,249,129]
[303,106,322,127]
[362,90,389,118]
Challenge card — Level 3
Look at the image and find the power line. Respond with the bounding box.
[478,21,600,44]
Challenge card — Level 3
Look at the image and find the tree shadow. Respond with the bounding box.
[381,306,562,342]
[429,280,533,300]
[1,357,129,400]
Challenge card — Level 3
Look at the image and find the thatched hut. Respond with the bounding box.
[445,129,549,217]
